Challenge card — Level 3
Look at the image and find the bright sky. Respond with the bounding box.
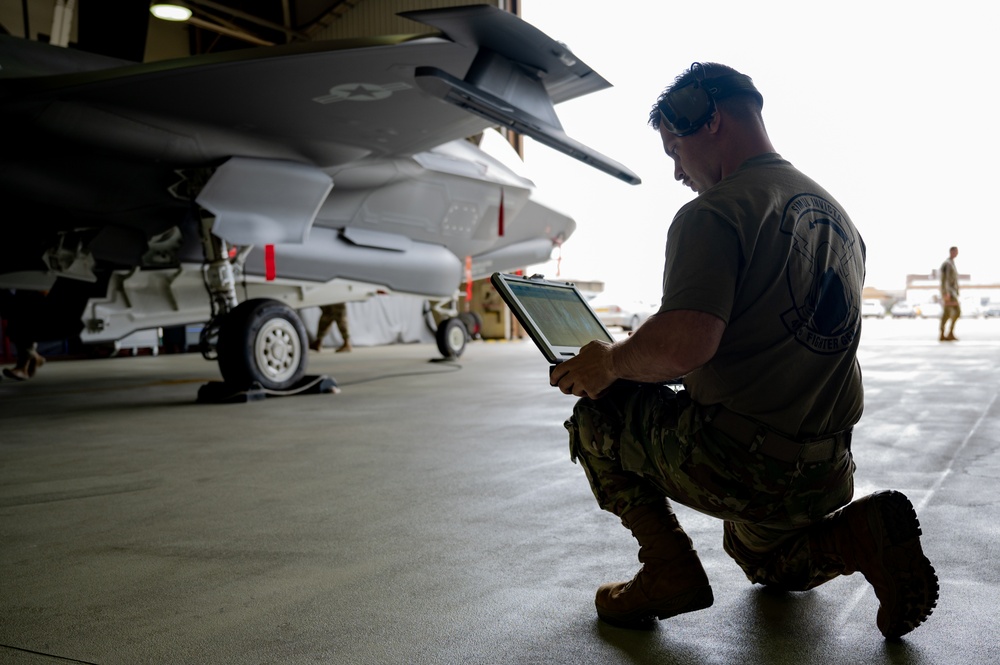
[518,0,999,302]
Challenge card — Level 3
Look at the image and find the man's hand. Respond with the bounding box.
[550,339,617,399]
[549,309,726,399]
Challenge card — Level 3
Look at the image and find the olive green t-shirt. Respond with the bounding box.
[660,153,865,438]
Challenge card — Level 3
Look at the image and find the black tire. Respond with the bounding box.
[625,315,640,331]
[458,311,484,339]
[435,317,468,358]
[217,298,308,390]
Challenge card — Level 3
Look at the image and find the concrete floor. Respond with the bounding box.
[2,317,998,664]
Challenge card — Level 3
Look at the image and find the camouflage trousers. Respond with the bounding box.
[941,305,960,331]
[317,303,350,341]
[566,382,856,590]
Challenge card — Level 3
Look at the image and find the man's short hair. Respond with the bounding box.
[649,62,764,131]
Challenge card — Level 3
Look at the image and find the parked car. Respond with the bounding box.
[916,302,943,318]
[861,299,885,318]
[960,299,983,318]
[588,294,656,331]
[983,301,1000,318]
[889,301,917,318]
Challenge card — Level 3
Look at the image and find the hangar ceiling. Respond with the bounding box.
[180,0,510,50]
[4,1,509,59]
[154,0,481,51]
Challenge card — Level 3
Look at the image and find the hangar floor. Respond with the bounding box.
[2,318,999,664]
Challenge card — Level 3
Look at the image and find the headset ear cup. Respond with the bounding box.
[665,84,715,135]
[659,69,760,136]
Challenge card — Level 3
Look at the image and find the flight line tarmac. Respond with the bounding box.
[2,317,998,664]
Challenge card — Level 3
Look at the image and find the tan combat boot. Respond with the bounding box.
[810,490,939,639]
[3,345,44,381]
[595,501,714,628]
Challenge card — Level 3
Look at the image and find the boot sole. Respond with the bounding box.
[868,490,939,640]
[596,585,714,629]
[3,368,29,381]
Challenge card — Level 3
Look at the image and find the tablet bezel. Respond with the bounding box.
[490,272,616,364]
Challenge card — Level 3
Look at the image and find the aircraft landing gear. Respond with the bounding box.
[192,215,335,402]
[198,298,338,403]
[435,316,468,359]
[426,296,479,360]
[217,298,308,390]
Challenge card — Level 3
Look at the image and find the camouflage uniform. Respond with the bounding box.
[316,303,350,344]
[562,154,866,592]
[940,254,960,339]
[566,382,856,590]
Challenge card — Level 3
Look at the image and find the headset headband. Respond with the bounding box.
[657,64,763,137]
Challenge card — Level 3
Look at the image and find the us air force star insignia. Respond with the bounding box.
[312,82,411,104]
[779,193,863,355]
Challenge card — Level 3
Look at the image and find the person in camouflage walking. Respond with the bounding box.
[939,246,960,341]
[550,62,938,640]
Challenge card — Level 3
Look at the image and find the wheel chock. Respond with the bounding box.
[196,374,339,404]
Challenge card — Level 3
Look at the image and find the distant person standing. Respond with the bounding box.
[1,289,47,381]
[940,247,960,341]
[310,303,352,353]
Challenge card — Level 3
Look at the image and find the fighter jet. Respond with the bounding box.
[0,4,638,394]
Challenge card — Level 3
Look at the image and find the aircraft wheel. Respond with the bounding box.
[217,298,308,390]
[458,311,483,339]
[435,317,468,359]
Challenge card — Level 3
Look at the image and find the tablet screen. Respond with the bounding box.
[491,273,616,363]
[506,279,613,348]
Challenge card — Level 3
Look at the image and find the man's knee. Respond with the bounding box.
[566,393,670,515]
[566,397,625,464]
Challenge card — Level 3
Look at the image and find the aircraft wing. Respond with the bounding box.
[1,5,638,183]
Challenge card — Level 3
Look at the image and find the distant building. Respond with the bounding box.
[905,271,1000,314]
[862,286,903,304]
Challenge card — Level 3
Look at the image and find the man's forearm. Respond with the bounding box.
[609,310,725,383]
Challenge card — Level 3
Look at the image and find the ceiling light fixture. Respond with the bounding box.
[147,2,281,46]
[150,3,193,22]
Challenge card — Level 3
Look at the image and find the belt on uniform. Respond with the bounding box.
[706,407,851,464]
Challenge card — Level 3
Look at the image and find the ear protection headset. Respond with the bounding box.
[657,62,763,137]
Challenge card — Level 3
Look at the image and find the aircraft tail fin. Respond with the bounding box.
[403,6,640,186]
[415,65,640,186]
